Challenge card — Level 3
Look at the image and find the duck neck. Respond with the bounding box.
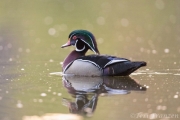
[63,50,88,70]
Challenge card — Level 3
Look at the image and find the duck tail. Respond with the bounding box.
[136,61,147,67]
[103,61,147,76]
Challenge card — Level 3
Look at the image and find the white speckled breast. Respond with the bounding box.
[64,60,102,76]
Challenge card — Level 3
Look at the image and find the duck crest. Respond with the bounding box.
[68,30,99,54]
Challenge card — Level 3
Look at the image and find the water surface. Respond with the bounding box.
[0,0,180,120]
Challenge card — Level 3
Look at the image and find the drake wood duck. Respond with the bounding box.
[61,30,146,76]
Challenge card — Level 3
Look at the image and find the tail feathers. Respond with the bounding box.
[103,61,147,76]
[136,61,147,67]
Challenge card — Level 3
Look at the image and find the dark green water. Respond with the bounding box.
[0,0,180,120]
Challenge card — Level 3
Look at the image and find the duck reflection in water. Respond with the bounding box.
[62,76,146,116]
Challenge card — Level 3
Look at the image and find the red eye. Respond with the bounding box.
[72,36,77,40]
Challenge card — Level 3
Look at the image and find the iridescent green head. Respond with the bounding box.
[61,30,100,54]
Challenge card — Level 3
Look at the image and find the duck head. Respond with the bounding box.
[61,30,100,54]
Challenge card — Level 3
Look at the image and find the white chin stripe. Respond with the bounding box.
[75,40,86,51]
[75,45,85,51]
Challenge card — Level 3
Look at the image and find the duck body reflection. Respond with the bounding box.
[62,76,146,116]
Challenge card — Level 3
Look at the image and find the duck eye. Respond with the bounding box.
[72,36,77,40]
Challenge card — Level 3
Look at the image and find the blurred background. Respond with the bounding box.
[0,0,180,120]
[1,0,180,63]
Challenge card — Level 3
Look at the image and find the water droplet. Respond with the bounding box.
[145,98,148,102]
[140,47,144,52]
[33,99,37,102]
[48,28,56,36]
[97,16,105,25]
[21,68,25,71]
[121,18,129,27]
[159,99,163,103]
[40,93,47,97]
[26,49,31,53]
[133,99,137,102]
[16,101,23,108]
[156,105,162,110]
[152,50,157,54]
[18,48,23,52]
[9,58,13,61]
[17,103,23,108]
[149,113,157,119]
[164,48,169,53]
[38,99,43,103]
[49,59,54,62]
[161,106,167,110]
[174,95,178,98]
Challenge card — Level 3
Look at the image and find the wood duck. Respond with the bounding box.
[61,30,146,76]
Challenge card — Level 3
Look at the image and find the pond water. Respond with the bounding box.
[0,0,180,120]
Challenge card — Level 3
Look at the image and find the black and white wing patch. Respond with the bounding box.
[77,55,130,69]
[103,59,129,68]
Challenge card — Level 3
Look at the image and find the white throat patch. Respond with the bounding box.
[75,40,86,52]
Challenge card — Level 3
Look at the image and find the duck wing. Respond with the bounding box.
[77,55,146,76]
[76,55,128,68]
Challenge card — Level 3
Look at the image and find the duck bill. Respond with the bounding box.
[61,40,71,48]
